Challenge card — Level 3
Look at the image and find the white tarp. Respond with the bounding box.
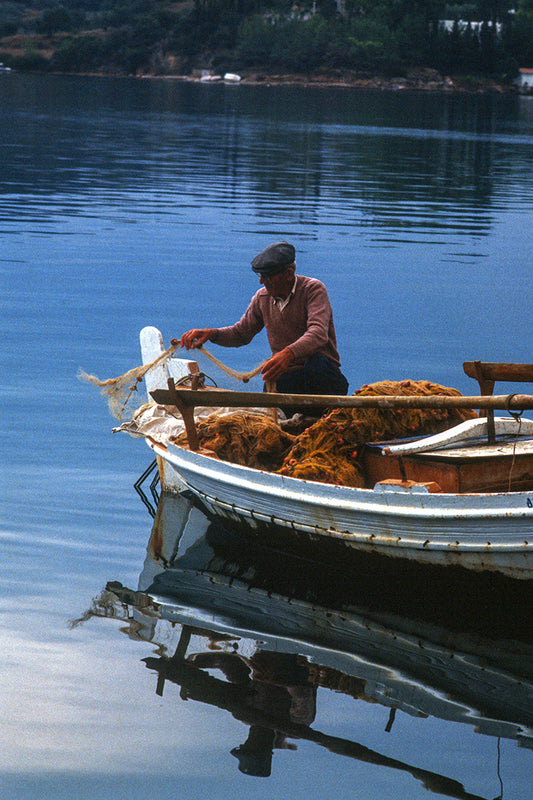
[113,402,273,445]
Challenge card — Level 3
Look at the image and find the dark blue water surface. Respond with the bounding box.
[1,72,533,799]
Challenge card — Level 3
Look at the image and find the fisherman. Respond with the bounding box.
[177,241,349,397]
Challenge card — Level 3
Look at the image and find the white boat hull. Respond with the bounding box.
[147,439,533,580]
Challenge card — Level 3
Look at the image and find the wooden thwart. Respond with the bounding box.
[463,361,533,443]
[152,384,533,413]
[152,379,533,452]
[463,362,533,385]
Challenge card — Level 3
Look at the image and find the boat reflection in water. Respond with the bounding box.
[96,489,533,792]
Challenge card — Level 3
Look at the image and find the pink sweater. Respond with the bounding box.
[214,275,341,369]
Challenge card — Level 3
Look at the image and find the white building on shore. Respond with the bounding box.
[516,68,533,90]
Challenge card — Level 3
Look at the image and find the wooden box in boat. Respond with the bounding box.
[363,438,533,493]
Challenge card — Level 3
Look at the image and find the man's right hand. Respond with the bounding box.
[176,328,217,350]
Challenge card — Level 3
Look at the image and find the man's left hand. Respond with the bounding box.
[261,347,294,383]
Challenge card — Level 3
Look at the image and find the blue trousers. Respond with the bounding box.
[274,353,349,411]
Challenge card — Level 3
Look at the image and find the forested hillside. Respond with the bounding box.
[1,0,532,82]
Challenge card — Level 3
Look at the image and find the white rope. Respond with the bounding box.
[77,343,180,420]
[78,342,180,389]
[197,345,267,383]
[78,342,267,421]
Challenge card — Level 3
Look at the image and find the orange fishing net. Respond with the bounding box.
[278,379,477,486]
[173,412,297,471]
[173,380,477,486]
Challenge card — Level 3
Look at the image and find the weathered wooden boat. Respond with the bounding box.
[128,326,533,580]
[104,491,533,775]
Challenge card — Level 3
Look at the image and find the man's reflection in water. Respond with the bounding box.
[191,649,317,777]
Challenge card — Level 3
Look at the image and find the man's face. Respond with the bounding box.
[259,267,295,299]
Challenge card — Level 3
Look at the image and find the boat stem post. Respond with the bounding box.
[166,378,199,451]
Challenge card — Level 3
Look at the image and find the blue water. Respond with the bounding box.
[1,72,533,799]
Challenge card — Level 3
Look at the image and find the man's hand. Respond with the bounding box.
[175,328,217,350]
[261,347,294,383]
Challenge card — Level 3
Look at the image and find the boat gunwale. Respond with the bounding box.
[148,439,533,520]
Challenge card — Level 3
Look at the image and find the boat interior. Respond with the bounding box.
[365,361,533,493]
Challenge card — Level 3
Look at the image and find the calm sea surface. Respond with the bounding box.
[1,72,533,799]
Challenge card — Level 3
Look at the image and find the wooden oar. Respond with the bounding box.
[151,381,533,451]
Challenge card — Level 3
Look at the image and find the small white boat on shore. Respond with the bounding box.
[125,326,533,580]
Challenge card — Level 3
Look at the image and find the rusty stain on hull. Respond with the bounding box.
[193,490,533,580]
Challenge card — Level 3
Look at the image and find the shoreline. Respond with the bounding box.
[209,69,516,94]
[2,65,522,94]
[0,29,527,95]
[142,68,522,94]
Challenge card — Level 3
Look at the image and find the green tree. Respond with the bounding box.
[0,3,25,37]
[37,5,83,35]
[51,34,103,70]
[346,17,399,71]
[506,0,533,64]
[475,0,514,22]
[2,0,531,77]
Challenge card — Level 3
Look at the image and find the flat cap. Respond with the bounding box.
[251,241,295,275]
